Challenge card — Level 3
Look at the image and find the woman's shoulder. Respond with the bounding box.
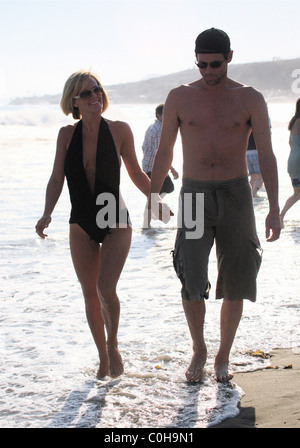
[59,122,78,136]
[105,117,130,128]
[105,118,132,136]
[291,117,300,135]
[57,123,78,149]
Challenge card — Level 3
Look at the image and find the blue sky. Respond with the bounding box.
[0,0,299,99]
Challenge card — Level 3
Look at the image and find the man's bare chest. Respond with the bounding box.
[181,95,248,131]
[179,84,249,126]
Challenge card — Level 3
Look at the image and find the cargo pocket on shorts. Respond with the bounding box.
[251,237,263,272]
[172,231,185,286]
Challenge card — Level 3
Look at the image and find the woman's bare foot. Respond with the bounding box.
[186,348,207,383]
[97,358,109,379]
[107,343,124,378]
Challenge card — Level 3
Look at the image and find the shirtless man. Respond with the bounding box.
[149,28,281,383]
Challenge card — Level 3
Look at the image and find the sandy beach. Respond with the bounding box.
[214,348,300,428]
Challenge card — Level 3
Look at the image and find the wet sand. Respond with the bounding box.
[213,348,300,428]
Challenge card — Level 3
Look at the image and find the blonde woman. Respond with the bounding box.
[36,71,150,378]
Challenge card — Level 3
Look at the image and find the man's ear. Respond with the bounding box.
[227,50,233,63]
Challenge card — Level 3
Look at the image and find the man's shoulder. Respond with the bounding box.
[229,80,264,98]
[166,82,200,104]
[169,81,201,94]
[225,79,266,107]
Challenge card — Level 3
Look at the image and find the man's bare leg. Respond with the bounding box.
[182,298,207,382]
[214,298,243,382]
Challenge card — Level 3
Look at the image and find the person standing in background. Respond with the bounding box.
[280,98,300,226]
[142,104,178,227]
[246,132,263,197]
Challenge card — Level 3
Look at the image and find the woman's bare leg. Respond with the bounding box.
[97,225,132,378]
[280,186,300,225]
[69,224,109,378]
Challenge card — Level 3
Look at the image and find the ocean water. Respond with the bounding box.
[0,102,299,429]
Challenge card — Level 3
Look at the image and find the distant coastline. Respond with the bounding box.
[9,58,300,106]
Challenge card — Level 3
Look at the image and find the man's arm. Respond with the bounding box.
[149,90,179,221]
[170,165,179,179]
[150,90,179,191]
[249,90,281,241]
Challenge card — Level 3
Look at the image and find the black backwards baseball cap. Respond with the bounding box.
[195,28,231,54]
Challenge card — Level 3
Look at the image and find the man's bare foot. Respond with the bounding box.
[214,360,233,383]
[186,349,207,383]
[107,344,124,378]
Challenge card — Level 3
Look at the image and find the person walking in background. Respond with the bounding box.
[149,28,281,383]
[246,132,263,197]
[142,104,178,227]
[280,98,300,226]
[35,70,150,379]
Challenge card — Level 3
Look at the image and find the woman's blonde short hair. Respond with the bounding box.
[60,70,109,119]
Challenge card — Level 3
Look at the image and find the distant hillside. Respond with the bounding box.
[228,58,300,101]
[106,58,300,103]
[10,58,300,106]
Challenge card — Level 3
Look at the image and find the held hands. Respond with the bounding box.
[170,167,179,180]
[148,193,174,224]
[35,215,51,239]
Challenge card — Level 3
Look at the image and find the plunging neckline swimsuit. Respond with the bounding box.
[64,118,128,243]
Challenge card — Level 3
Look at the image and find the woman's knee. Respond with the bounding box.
[81,287,99,307]
[97,280,117,304]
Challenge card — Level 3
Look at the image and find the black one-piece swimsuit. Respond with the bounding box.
[64,118,128,243]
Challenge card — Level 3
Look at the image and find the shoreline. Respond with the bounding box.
[213,347,300,428]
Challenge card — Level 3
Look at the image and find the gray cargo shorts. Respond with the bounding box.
[172,176,262,302]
